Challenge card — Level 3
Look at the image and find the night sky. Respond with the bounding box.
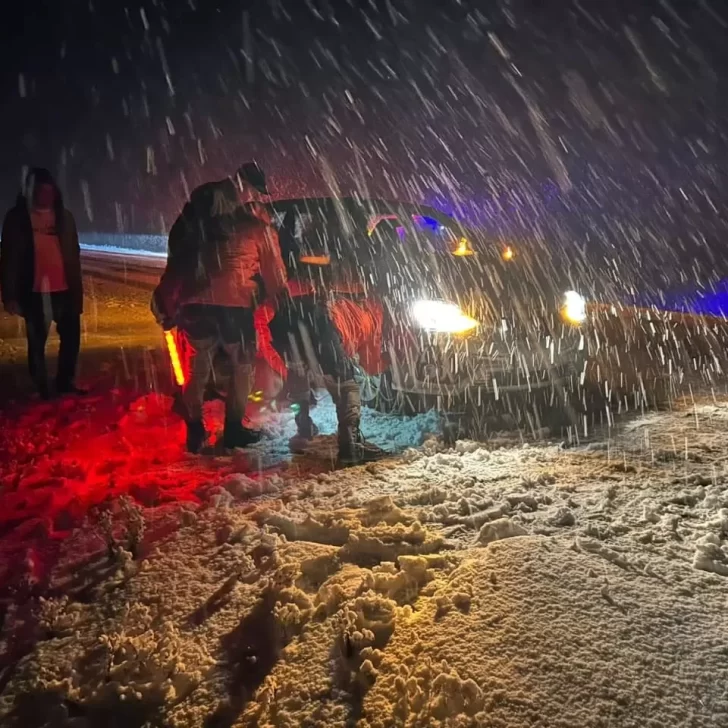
[2,0,728,263]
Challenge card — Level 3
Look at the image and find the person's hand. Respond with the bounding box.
[150,294,174,329]
[3,301,21,316]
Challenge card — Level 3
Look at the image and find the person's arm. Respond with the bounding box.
[0,211,21,314]
[165,211,191,272]
[151,212,189,327]
[65,210,82,287]
[257,224,289,302]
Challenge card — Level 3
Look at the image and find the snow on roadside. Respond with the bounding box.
[79,233,167,256]
[1,396,728,726]
[240,391,441,469]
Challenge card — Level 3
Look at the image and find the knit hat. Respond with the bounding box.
[236,162,269,195]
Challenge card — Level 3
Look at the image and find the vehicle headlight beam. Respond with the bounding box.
[411,300,479,334]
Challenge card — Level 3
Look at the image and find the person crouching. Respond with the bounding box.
[269,212,385,466]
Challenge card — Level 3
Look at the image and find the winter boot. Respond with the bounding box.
[288,406,319,454]
[186,419,207,454]
[223,418,262,450]
[330,378,384,465]
[337,425,386,466]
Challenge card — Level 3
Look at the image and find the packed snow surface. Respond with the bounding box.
[1,388,728,727]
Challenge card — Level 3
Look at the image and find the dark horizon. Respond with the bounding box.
[1,0,727,248]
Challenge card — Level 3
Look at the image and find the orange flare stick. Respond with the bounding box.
[165,329,186,387]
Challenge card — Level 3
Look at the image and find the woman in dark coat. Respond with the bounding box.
[0,168,84,398]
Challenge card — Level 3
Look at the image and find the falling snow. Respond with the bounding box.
[3,0,728,725]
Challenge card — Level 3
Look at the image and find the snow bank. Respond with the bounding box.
[79,233,167,255]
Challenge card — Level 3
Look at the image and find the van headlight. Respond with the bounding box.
[561,290,587,324]
[411,300,479,334]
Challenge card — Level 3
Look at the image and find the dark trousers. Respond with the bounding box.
[269,295,361,435]
[24,291,81,393]
[178,304,257,422]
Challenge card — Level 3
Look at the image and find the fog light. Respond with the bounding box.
[561,290,587,325]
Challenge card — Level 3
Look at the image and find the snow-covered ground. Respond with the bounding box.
[0,386,727,727]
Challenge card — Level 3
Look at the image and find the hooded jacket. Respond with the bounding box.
[152,179,287,321]
[1,193,82,314]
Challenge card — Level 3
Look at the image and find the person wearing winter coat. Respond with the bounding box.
[152,163,288,453]
[269,210,385,466]
[1,168,84,399]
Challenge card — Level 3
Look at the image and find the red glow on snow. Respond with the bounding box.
[0,390,275,591]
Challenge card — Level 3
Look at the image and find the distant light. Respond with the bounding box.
[165,330,186,387]
[413,215,440,232]
[502,245,515,261]
[453,237,474,257]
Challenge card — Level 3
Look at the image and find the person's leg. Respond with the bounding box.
[287,369,318,453]
[179,306,218,453]
[23,294,52,398]
[323,375,384,464]
[53,292,82,393]
[220,307,260,448]
[270,296,321,451]
[315,301,384,465]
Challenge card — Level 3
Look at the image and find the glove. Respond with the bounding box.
[151,292,175,330]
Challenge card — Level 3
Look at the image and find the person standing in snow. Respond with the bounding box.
[269,210,385,466]
[152,163,288,454]
[1,168,84,399]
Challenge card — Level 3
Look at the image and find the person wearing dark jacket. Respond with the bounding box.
[1,168,84,399]
[152,163,288,453]
[269,211,385,466]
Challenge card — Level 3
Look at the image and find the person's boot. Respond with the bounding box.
[337,425,386,466]
[186,419,207,454]
[334,379,385,466]
[288,408,319,454]
[35,379,52,401]
[223,418,262,449]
